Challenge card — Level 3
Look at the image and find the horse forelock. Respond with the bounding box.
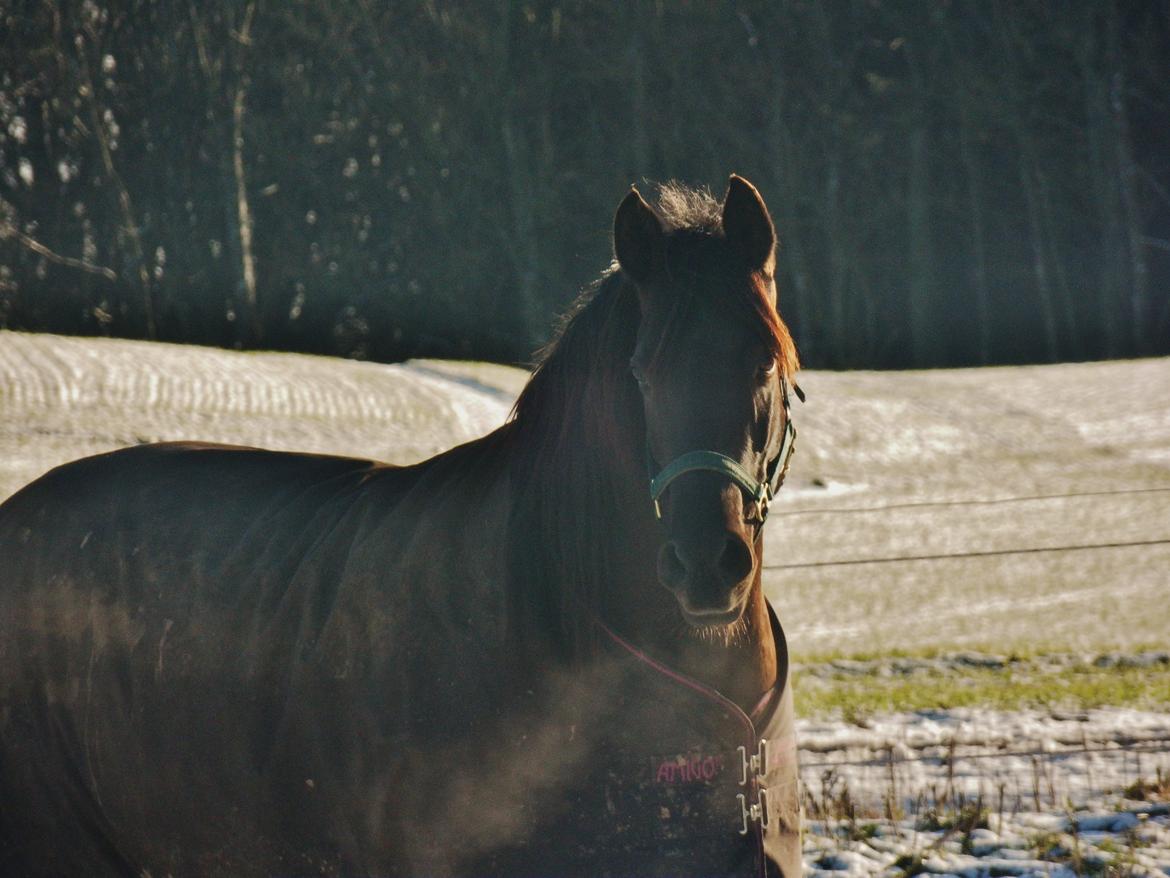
[654,182,723,235]
[643,249,799,384]
[641,181,798,380]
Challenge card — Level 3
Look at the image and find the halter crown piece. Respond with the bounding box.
[648,379,800,523]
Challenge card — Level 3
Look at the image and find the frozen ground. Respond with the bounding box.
[2,330,1168,874]
[800,707,1170,876]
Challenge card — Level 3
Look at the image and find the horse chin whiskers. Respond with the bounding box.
[679,612,747,647]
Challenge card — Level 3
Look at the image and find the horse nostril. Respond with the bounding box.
[658,541,689,590]
[717,535,753,585]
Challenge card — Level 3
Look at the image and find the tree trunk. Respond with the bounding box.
[906,123,936,366]
[1111,67,1151,354]
[1017,156,1060,362]
[957,111,991,364]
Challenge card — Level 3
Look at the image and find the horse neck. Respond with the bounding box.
[598,460,779,714]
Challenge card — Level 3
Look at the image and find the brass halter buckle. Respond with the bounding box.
[748,483,772,524]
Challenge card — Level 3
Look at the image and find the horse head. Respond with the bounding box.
[615,175,796,629]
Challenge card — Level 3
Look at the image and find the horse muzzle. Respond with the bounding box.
[657,531,755,625]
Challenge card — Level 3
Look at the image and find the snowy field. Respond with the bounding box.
[2,329,1168,875]
[762,359,1170,659]
[6,331,1164,657]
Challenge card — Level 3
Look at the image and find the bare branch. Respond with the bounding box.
[0,223,117,281]
[233,0,260,343]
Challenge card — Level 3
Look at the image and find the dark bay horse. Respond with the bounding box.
[0,176,802,877]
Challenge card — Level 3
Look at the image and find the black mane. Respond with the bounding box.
[506,268,643,661]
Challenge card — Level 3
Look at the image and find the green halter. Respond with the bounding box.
[648,381,799,523]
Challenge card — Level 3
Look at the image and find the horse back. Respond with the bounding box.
[0,442,431,874]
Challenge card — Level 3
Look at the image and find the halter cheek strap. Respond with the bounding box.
[647,381,800,523]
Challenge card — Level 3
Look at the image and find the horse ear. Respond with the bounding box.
[614,186,665,284]
[722,174,776,275]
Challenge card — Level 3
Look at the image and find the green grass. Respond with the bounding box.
[794,659,1170,720]
[792,642,1170,665]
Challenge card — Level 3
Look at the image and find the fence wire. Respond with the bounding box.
[801,738,1170,771]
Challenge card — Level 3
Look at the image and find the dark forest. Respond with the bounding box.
[2,1,1167,368]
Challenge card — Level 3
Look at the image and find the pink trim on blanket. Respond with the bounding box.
[596,621,756,739]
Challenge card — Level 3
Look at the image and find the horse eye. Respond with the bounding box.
[757,359,777,379]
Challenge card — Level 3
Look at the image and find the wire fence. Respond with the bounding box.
[764,536,1170,570]
[756,484,1170,842]
[799,735,1170,821]
[763,484,1170,570]
[772,485,1170,518]
[801,737,1170,771]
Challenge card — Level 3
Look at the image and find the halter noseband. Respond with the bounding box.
[647,379,799,523]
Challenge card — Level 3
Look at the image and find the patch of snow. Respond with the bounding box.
[799,708,1170,876]
[0,331,521,502]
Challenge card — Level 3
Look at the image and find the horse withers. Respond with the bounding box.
[0,175,802,877]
